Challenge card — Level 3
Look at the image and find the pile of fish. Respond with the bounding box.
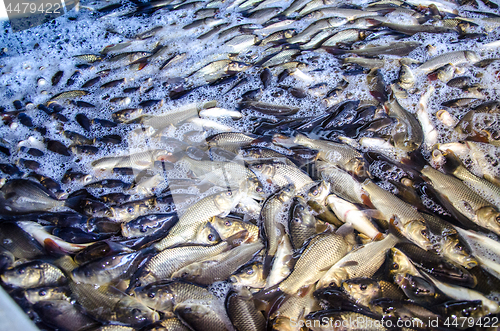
[2,0,500,329]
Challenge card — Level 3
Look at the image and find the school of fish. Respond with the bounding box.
[1,0,500,329]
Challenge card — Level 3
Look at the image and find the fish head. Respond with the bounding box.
[243,176,266,200]
[227,61,250,73]
[24,287,68,304]
[213,189,241,212]
[278,184,296,203]
[133,284,175,313]
[195,222,222,245]
[210,216,246,241]
[116,297,160,326]
[1,263,43,288]
[440,236,478,269]
[250,162,276,180]
[387,248,415,279]
[476,206,500,234]
[341,278,380,306]
[402,220,432,251]
[345,157,370,180]
[112,108,143,123]
[307,181,330,205]
[439,300,485,320]
[229,263,265,288]
[394,273,437,302]
[272,133,296,148]
[464,51,479,64]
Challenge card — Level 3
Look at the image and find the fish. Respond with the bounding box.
[132,241,231,288]
[279,231,353,295]
[226,288,266,331]
[33,300,100,331]
[260,184,296,274]
[327,194,382,240]
[1,261,66,289]
[153,188,244,250]
[317,234,398,288]
[362,180,431,250]
[172,241,264,284]
[421,165,500,235]
[416,50,480,74]
[0,179,65,215]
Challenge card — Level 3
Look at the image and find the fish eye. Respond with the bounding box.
[293,218,301,223]
[127,206,135,213]
[496,216,500,223]
[208,234,215,241]
[224,221,232,226]
[420,229,427,237]
[311,189,319,196]
[148,291,155,298]
[360,284,367,290]
[455,243,463,251]
[226,191,232,196]
[38,290,47,296]
[17,269,25,275]
[392,262,399,270]
[140,227,148,233]
[256,187,263,193]
[256,164,262,169]
[246,268,254,275]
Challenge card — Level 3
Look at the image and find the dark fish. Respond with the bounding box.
[0,163,23,176]
[46,139,71,156]
[260,68,272,88]
[82,76,101,88]
[100,78,125,88]
[18,113,33,127]
[76,113,92,131]
[95,134,122,144]
[239,101,299,117]
[66,70,81,86]
[33,300,100,331]
[63,130,93,145]
[71,145,99,155]
[93,118,118,127]
[52,71,64,86]
[19,147,44,157]
[18,158,40,170]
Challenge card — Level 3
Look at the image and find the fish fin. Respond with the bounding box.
[43,238,68,256]
[337,260,359,268]
[441,150,462,175]
[361,209,384,220]
[253,284,285,318]
[297,284,314,298]
[401,150,427,171]
[336,223,356,248]
[374,232,385,241]
[388,216,408,241]
[225,230,249,247]
[360,190,374,209]
[263,254,275,279]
